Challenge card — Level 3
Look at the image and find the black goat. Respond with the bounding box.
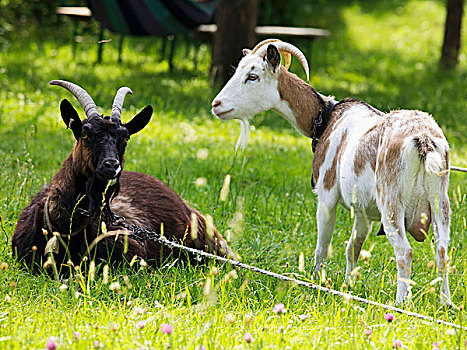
[12,80,236,274]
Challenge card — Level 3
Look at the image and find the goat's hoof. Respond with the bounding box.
[394,300,404,308]
[344,274,355,287]
[312,272,323,282]
[441,299,453,308]
[394,296,407,307]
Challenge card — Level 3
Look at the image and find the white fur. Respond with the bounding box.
[236,118,250,152]
[425,150,445,174]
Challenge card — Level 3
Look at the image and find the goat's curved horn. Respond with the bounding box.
[111,87,133,121]
[50,80,100,119]
[251,38,281,54]
[251,38,293,69]
[254,40,310,82]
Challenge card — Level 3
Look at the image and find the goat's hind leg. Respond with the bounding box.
[382,209,413,304]
[345,213,372,285]
[431,192,452,305]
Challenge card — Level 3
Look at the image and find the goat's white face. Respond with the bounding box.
[211,41,309,150]
[212,50,282,150]
[212,53,281,121]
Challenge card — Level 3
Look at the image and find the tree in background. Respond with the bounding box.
[441,0,464,68]
[211,0,258,85]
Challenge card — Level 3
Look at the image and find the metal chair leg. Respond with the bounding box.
[97,25,104,64]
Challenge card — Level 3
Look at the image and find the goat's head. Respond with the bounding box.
[51,80,152,182]
[211,39,309,150]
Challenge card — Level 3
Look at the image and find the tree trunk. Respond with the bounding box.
[211,0,258,85]
[441,0,464,68]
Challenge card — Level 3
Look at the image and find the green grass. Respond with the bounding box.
[1,1,467,348]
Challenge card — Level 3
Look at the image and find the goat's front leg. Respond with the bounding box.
[382,212,413,304]
[345,213,372,284]
[313,200,337,279]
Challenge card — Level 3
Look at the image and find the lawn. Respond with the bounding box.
[0,1,466,349]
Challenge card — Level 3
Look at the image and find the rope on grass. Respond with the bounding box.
[451,166,467,173]
[158,236,465,329]
[112,211,465,330]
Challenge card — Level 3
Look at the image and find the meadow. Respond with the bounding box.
[0,1,466,348]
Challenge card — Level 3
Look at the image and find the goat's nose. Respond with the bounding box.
[212,100,222,108]
[103,158,120,171]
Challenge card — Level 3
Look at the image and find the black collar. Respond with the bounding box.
[311,99,337,153]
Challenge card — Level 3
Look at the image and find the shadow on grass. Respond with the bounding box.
[2,7,465,141]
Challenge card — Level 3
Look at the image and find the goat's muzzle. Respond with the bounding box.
[97,158,122,180]
[211,100,236,120]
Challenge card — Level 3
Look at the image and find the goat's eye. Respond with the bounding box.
[125,137,129,142]
[245,73,258,83]
[82,134,88,140]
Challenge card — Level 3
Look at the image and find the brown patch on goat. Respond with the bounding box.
[397,247,414,273]
[401,248,413,275]
[72,140,94,175]
[386,138,403,164]
[444,150,450,172]
[312,138,330,188]
[324,166,336,192]
[384,136,405,180]
[438,246,446,271]
[376,150,385,172]
[407,248,413,261]
[397,259,405,270]
[277,66,322,136]
[353,124,382,176]
[324,130,348,191]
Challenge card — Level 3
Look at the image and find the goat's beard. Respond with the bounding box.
[235,118,250,152]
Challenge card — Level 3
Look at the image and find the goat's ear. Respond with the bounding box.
[266,44,281,73]
[242,48,251,56]
[60,99,82,140]
[125,105,152,135]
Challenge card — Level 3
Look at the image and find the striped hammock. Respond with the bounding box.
[87,0,216,36]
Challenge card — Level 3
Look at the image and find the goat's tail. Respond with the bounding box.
[413,135,449,175]
[425,151,445,174]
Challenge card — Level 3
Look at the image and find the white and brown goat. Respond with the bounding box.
[212,39,451,304]
[12,80,236,275]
